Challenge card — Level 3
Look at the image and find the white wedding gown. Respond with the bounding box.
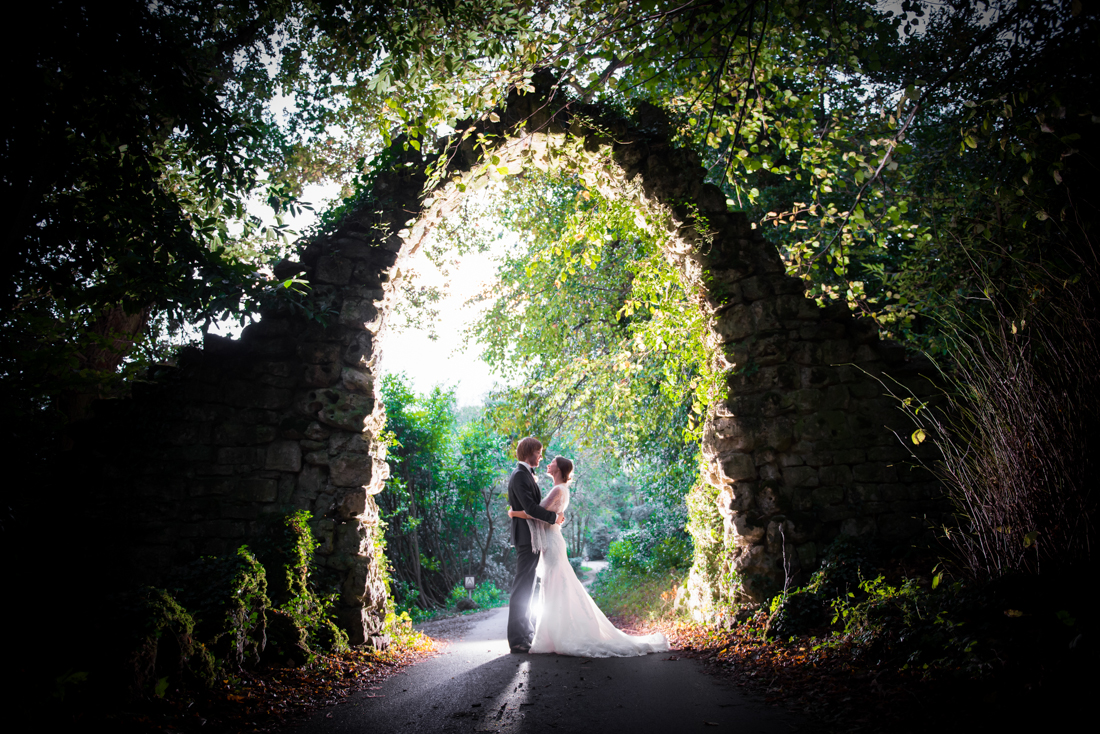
[527,484,669,658]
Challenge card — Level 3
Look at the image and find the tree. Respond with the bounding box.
[378,374,514,607]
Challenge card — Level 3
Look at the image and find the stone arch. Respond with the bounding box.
[86,74,942,642]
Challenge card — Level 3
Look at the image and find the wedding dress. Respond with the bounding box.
[527,484,669,658]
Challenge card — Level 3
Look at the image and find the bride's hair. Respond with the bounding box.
[554,456,574,482]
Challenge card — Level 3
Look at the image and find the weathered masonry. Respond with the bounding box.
[86,74,941,638]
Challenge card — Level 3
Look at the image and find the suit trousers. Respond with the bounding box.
[507,543,540,649]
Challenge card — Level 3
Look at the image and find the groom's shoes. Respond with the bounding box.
[510,644,531,654]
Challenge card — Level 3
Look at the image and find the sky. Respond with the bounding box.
[377,241,512,407]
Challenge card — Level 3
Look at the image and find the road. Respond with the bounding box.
[291,606,815,734]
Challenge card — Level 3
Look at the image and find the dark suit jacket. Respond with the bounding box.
[507,462,558,546]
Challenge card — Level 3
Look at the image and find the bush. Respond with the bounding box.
[107,587,216,700]
[608,531,692,574]
[173,546,269,670]
[256,511,348,655]
[588,565,684,622]
[447,580,509,612]
[765,536,877,640]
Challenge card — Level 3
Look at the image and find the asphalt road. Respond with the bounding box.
[291,607,815,734]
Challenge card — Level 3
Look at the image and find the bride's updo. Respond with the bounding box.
[554,456,574,483]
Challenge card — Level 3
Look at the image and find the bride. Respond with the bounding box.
[508,456,669,658]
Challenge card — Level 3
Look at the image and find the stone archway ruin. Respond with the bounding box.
[89,74,942,642]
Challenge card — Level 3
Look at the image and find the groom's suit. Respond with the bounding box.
[506,462,559,651]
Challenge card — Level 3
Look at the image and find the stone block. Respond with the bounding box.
[337,488,368,519]
[220,504,261,520]
[302,363,341,388]
[341,366,373,394]
[812,485,845,506]
[852,462,898,483]
[313,492,335,517]
[758,462,781,482]
[782,465,819,488]
[305,422,332,441]
[316,255,353,285]
[822,340,853,364]
[802,451,835,467]
[818,464,853,485]
[706,416,756,452]
[298,342,342,364]
[240,478,279,502]
[330,432,371,454]
[731,514,765,545]
[854,344,878,363]
[334,521,366,559]
[819,505,857,523]
[715,304,753,342]
[213,422,278,446]
[226,382,293,410]
[216,446,264,466]
[315,519,336,555]
[848,484,881,502]
[339,299,381,330]
[719,452,758,482]
[278,473,297,503]
[822,385,850,411]
[791,487,814,511]
[800,366,838,389]
[791,342,821,366]
[740,275,772,301]
[343,331,374,367]
[867,446,909,462]
[301,387,374,432]
[792,388,823,412]
[305,450,329,467]
[761,416,795,452]
[351,261,384,288]
[266,441,302,472]
[752,335,789,367]
[298,464,327,496]
[880,484,909,501]
[751,299,781,333]
[757,484,787,515]
[840,517,877,537]
[831,448,866,464]
[797,410,851,441]
[774,293,805,320]
[330,452,372,487]
[717,483,755,514]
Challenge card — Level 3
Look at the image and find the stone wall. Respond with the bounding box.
[85,76,943,638]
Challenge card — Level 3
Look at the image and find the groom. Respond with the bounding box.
[507,436,564,653]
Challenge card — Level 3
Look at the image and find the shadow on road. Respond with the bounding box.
[291,607,815,733]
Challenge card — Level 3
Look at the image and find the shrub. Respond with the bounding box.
[588,565,684,622]
[108,587,216,700]
[256,511,348,655]
[765,536,877,640]
[172,546,269,670]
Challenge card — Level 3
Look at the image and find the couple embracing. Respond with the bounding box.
[505,436,668,657]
